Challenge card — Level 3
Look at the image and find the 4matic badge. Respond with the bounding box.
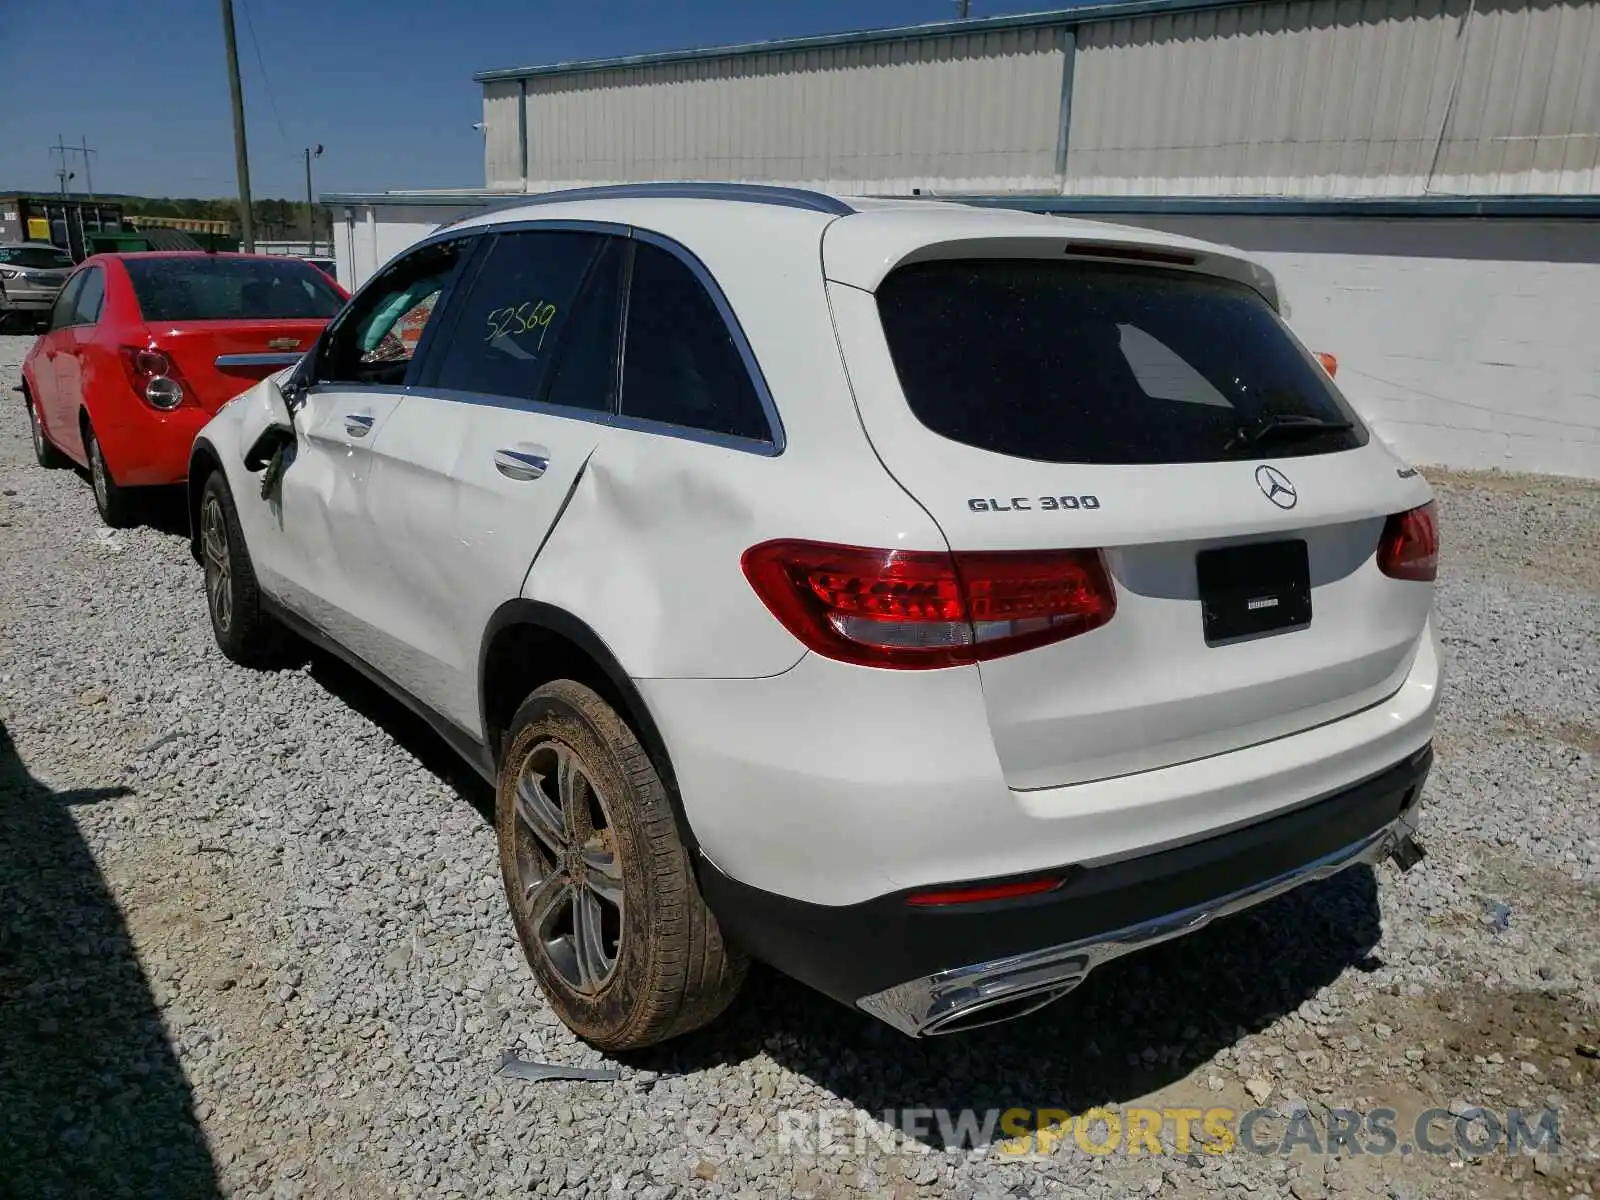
[969,494,1101,513]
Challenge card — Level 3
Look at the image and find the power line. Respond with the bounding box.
[238,0,291,154]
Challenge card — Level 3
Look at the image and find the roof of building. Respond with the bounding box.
[473,0,1263,83]
[321,183,1600,220]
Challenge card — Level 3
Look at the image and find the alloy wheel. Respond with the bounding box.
[512,740,624,994]
[29,404,44,458]
[201,494,233,634]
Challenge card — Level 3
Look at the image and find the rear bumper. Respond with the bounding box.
[97,401,212,487]
[641,620,1441,907]
[699,744,1430,1035]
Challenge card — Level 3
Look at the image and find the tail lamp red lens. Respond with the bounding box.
[741,540,1116,669]
[905,875,1064,907]
[1378,502,1439,582]
[119,345,186,411]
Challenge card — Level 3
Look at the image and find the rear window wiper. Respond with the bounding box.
[1225,414,1354,453]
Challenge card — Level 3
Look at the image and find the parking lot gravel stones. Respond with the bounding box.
[0,331,1596,1199]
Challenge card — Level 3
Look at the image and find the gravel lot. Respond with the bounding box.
[0,331,1595,1200]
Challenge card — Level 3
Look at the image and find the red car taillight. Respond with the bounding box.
[119,345,187,411]
[1378,502,1439,582]
[741,539,1116,669]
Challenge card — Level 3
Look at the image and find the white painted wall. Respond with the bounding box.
[1099,213,1600,479]
[333,205,475,292]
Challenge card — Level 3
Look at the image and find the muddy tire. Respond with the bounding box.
[497,680,745,1051]
[85,423,137,528]
[198,469,288,667]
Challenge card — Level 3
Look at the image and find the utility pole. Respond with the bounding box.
[50,135,72,196]
[220,0,255,251]
[305,144,323,255]
[956,0,971,16]
[77,136,98,198]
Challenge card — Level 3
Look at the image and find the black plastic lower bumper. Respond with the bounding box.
[697,745,1431,1009]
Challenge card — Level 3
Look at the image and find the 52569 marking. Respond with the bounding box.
[969,495,1101,513]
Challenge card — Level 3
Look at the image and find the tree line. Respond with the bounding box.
[98,195,332,240]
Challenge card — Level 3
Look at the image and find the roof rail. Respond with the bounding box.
[503,182,855,216]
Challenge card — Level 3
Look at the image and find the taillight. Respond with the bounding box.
[1314,351,1339,378]
[119,345,186,411]
[906,876,1064,907]
[741,540,1116,669]
[1378,502,1439,582]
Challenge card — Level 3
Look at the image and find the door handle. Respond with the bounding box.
[494,448,548,481]
[343,412,375,438]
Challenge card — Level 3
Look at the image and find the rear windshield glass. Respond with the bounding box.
[0,246,73,269]
[876,260,1368,464]
[125,256,345,322]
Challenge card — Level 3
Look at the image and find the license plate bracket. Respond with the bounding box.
[1197,539,1311,645]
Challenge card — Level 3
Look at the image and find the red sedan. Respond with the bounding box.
[20,252,348,525]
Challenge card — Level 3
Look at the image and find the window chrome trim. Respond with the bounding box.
[418,387,782,458]
[405,218,787,455]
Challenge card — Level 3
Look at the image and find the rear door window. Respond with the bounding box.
[618,242,771,443]
[48,272,86,331]
[875,260,1367,464]
[72,267,104,325]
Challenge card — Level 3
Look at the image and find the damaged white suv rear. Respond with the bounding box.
[189,184,1439,1049]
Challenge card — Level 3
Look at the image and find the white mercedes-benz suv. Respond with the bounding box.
[188,184,1439,1050]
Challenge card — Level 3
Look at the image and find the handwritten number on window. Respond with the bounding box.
[485,301,558,350]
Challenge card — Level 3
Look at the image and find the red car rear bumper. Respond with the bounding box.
[95,396,214,487]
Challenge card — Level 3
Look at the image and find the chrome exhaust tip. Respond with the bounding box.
[858,820,1408,1038]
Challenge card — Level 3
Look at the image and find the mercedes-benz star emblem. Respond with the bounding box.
[1255,464,1298,509]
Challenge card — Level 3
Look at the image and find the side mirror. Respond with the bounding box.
[237,374,298,471]
[243,422,296,472]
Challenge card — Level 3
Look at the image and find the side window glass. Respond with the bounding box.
[319,240,464,387]
[72,268,105,326]
[619,242,770,442]
[542,238,624,414]
[430,231,602,405]
[49,273,85,331]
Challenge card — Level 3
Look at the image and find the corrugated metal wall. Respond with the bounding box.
[481,0,1600,198]
[504,27,1066,194]
[483,80,525,190]
[1066,0,1600,197]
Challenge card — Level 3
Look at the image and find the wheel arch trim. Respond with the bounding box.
[479,600,702,856]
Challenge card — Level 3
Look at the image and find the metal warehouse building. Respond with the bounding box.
[327,0,1600,479]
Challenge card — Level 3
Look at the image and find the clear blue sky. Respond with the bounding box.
[0,0,1064,201]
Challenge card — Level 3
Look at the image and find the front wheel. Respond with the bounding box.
[199,470,289,667]
[497,680,746,1051]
